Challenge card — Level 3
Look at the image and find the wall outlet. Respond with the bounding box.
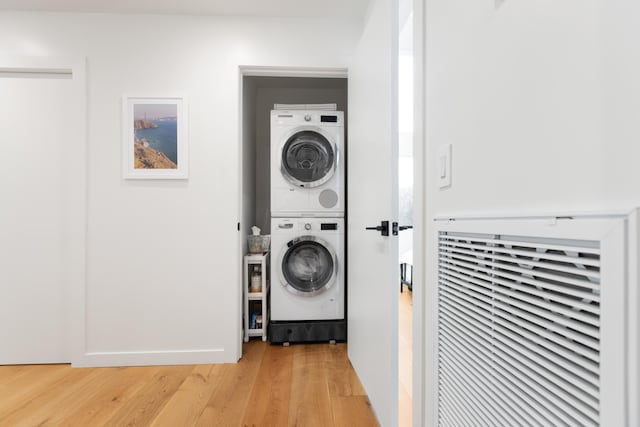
[438,144,452,189]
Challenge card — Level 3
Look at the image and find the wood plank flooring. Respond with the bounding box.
[0,342,379,427]
[399,284,413,427]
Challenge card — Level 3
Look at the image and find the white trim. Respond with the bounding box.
[599,218,628,426]
[628,208,639,427]
[434,215,626,238]
[434,208,636,222]
[426,222,440,427]
[70,58,88,369]
[235,67,245,361]
[0,56,80,72]
[239,65,348,79]
[73,349,227,368]
[0,68,72,77]
[412,0,426,425]
[391,1,401,424]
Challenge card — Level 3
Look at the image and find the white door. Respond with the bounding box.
[0,71,76,364]
[348,0,399,425]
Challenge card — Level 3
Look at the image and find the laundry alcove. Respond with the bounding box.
[239,71,349,349]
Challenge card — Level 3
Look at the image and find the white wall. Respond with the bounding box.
[600,1,640,209]
[424,0,640,422]
[0,11,361,365]
[426,0,640,216]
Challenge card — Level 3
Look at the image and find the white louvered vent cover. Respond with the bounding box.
[437,232,603,427]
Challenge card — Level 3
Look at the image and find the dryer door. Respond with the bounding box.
[281,236,337,296]
[281,130,336,188]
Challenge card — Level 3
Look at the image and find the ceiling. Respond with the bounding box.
[0,0,370,19]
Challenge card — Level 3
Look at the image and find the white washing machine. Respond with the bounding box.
[270,217,345,321]
[270,110,344,217]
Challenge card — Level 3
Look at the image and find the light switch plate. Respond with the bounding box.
[438,144,452,189]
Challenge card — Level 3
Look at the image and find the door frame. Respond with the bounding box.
[236,65,348,359]
[412,0,432,427]
[0,56,87,366]
[412,0,427,424]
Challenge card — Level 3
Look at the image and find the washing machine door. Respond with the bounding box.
[280,236,338,296]
[281,129,336,188]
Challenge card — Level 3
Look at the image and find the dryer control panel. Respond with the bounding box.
[272,110,344,127]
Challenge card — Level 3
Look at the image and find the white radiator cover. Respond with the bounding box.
[433,216,632,427]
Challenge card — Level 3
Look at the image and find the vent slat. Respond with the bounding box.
[439,397,474,427]
[440,313,597,426]
[440,306,599,418]
[491,329,599,408]
[440,341,562,427]
[441,283,600,368]
[439,386,484,427]
[439,323,577,426]
[438,231,601,426]
[493,298,600,357]
[440,271,600,338]
[439,315,571,426]
[439,239,600,268]
[441,290,600,385]
[440,250,600,295]
[439,336,521,427]
[440,266,600,327]
[440,357,524,427]
[438,327,556,427]
[439,372,506,426]
[439,244,600,280]
[439,336,547,426]
[440,234,600,256]
[440,258,600,314]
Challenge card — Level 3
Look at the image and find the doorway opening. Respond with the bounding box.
[397,1,414,425]
[238,68,348,354]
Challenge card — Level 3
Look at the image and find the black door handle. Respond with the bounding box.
[365,220,389,236]
[392,222,413,236]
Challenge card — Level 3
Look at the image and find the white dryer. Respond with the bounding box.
[270,217,344,321]
[270,110,344,217]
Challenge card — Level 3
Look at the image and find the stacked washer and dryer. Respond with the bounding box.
[269,107,347,343]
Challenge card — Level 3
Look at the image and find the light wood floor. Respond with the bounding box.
[0,342,378,427]
[398,285,413,427]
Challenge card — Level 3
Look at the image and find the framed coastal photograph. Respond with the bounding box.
[122,95,188,179]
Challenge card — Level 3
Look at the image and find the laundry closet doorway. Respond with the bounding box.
[239,42,402,425]
[238,69,348,356]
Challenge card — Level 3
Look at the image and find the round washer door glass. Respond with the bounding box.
[281,130,335,187]
[282,239,335,294]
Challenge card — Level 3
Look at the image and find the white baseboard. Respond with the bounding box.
[72,348,229,368]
